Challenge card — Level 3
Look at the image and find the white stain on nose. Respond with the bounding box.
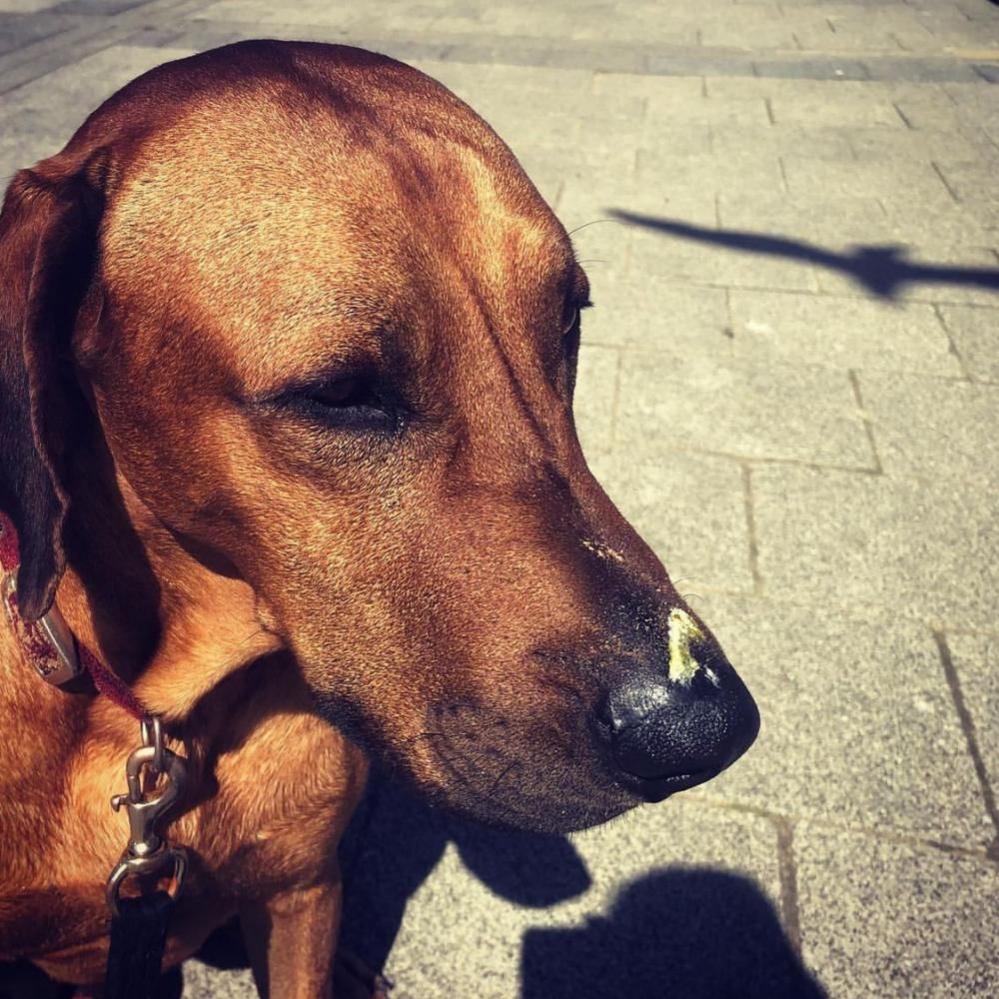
[667,607,706,686]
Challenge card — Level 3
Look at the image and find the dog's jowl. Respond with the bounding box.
[0,41,758,995]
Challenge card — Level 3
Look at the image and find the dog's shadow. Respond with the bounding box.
[336,774,826,998]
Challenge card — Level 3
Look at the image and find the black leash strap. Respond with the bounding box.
[104,890,174,999]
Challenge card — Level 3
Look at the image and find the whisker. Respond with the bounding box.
[488,758,520,800]
[398,730,446,749]
[567,217,626,236]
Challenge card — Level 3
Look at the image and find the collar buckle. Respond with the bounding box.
[1,570,83,687]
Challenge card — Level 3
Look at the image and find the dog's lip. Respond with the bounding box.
[625,768,718,803]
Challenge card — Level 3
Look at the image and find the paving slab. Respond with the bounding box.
[685,594,995,849]
[935,158,999,205]
[592,70,702,101]
[2,42,198,118]
[573,344,619,456]
[937,303,999,382]
[616,350,872,466]
[579,272,731,351]
[877,201,999,249]
[782,155,955,206]
[1,1,997,997]
[195,0,359,26]
[727,289,962,375]
[797,826,999,999]
[0,0,65,11]
[627,228,824,292]
[751,464,999,630]
[635,149,784,194]
[815,244,999,306]
[943,632,999,798]
[768,91,905,128]
[558,179,717,233]
[708,123,854,159]
[184,961,255,998]
[893,88,983,132]
[644,91,771,127]
[717,192,891,246]
[860,370,999,478]
[848,124,997,163]
[0,9,78,55]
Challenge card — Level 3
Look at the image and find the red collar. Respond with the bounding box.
[0,509,148,720]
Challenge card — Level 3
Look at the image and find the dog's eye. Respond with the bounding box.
[304,377,374,409]
[283,375,396,431]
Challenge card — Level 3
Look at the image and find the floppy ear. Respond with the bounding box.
[0,154,107,621]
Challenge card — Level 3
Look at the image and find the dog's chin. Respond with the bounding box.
[420,779,639,835]
[312,692,640,834]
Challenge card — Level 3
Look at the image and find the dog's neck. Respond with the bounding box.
[52,471,283,721]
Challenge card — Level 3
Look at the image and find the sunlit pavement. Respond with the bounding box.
[2,1,997,996]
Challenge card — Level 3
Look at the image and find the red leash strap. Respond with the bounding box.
[79,644,147,720]
[0,509,147,720]
[0,509,19,573]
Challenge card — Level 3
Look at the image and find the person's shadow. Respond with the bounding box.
[338,773,826,998]
[521,868,825,998]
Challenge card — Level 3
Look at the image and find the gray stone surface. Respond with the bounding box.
[2,42,198,114]
[815,244,999,307]
[184,962,256,998]
[2,0,998,996]
[938,304,999,382]
[797,826,999,999]
[860,371,999,479]
[616,350,873,467]
[946,632,999,795]
[752,464,999,630]
[581,272,731,350]
[573,344,619,455]
[727,290,962,375]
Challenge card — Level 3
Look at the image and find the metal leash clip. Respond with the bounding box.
[106,716,188,918]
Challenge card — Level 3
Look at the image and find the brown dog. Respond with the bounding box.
[0,41,758,995]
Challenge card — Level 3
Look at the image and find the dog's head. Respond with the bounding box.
[0,41,757,833]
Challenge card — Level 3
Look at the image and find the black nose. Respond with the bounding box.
[599,653,759,802]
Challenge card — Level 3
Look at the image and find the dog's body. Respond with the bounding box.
[0,620,363,990]
[0,41,758,995]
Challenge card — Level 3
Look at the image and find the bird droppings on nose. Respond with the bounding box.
[666,607,707,686]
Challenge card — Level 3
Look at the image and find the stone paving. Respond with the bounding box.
[2,0,998,996]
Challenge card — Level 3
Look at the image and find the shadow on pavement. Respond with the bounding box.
[2,774,823,997]
[338,773,592,971]
[339,774,826,999]
[522,868,825,998]
[610,209,999,300]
